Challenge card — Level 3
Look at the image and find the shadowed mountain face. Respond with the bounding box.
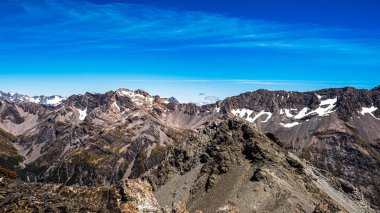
[0,86,379,212]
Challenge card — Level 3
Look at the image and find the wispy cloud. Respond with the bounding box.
[1,0,379,55]
[118,79,375,87]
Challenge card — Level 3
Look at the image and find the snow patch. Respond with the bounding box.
[25,97,41,104]
[253,110,272,123]
[280,122,300,128]
[292,97,337,119]
[77,108,87,121]
[313,97,337,116]
[284,109,295,118]
[320,97,337,107]
[113,101,120,111]
[232,109,272,123]
[360,106,379,120]
[360,106,377,115]
[46,96,65,105]
[231,108,253,118]
[294,107,310,119]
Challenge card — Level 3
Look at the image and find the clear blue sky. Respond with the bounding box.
[1,0,379,103]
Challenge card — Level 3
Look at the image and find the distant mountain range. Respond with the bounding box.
[0,91,65,106]
[0,91,182,107]
[0,86,379,212]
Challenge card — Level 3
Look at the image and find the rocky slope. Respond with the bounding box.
[218,87,380,209]
[0,86,379,212]
[143,119,373,213]
[1,119,374,212]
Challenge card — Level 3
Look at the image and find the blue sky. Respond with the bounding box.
[0,0,380,103]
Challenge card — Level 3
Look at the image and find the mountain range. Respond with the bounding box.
[0,86,379,212]
[0,91,65,106]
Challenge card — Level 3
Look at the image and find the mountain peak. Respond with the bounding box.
[168,96,179,104]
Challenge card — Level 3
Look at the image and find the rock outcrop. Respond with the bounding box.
[0,178,161,212]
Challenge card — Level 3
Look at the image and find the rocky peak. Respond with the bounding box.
[116,88,151,97]
[168,96,180,104]
[134,89,151,97]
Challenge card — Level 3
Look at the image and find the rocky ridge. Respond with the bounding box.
[143,119,373,212]
[0,86,379,212]
[217,87,380,209]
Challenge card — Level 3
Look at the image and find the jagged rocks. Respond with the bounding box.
[171,201,190,213]
[205,174,217,192]
[0,178,161,213]
[250,168,265,182]
[242,142,266,162]
[119,179,161,212]
[286,156,304,174]
[265,132,282,147]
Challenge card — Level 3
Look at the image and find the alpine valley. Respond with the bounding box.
[1,86,380,213]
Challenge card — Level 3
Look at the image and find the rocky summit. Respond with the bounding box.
[0,86,380,212]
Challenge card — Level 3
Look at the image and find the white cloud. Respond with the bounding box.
[1,0,378,55]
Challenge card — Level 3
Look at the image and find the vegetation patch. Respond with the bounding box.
[0,167,17,179]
